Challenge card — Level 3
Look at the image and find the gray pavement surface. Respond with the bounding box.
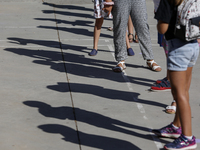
[0,0,200,150]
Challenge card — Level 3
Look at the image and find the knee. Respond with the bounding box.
[95,18,103,29]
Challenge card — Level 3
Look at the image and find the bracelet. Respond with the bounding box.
[103,2,114,5]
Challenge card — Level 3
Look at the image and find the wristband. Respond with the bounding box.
[103,2,114,5]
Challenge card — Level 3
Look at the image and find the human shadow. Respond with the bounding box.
[37,25,113,38]
[42,10,94,19]
[46,82,166,107]
[42,2,94,12]
[4,45,156,87]
[38,124,141,150]
[24,101,169,144]
[34,18,109,30]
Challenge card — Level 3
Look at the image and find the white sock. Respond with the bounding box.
[185,135,193,140]
[172,124,179,129]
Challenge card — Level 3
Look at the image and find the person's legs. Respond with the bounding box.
[129,0,161,71]
[171,68,193,136]
[128,16,134,43]
[93,18,104,50]
[112,0,130,62]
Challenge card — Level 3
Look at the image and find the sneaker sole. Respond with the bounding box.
[150,89,171,92]
[152,131,180,138]
[164,143,197,150]
[161,133,181,138]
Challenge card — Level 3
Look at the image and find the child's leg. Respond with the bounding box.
[93,18,104,50]
[170,67,193,136]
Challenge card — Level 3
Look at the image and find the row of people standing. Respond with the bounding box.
[89,0,162,73]
[89,0,199,150]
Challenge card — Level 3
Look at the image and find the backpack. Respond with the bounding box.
[174,0,200,41]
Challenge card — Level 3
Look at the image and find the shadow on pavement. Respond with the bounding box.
[23,100,169,149]
[38,124,141,150]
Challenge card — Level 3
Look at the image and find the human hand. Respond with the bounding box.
[102,2,114,17]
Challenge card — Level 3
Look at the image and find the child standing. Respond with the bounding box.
[89,0,114,56]
[89,0,134,57]
[152,0,199,149]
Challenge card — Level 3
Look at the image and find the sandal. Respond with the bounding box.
[128,33,134,43]
[134,33,139,43]
[112,61,126,72]
[107,27,113,31]
[146,60,162,72]
[165,100,176,114]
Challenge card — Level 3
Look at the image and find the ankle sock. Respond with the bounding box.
[172,124,179,129]
[185,135,193,140]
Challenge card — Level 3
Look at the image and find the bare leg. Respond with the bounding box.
[93,18,104,50]
[170,67,193,136]
[126,31,131,49]
[128,16,134,43]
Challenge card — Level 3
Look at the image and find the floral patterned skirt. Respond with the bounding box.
[94,0,113,18]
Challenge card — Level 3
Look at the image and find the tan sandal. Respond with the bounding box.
[146,60,162,72]
[112,61,126,72]
[134,33,139,43]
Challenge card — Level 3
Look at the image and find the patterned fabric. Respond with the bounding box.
[112,0,154,61]
[94,0,113,18]
[164,134,197,150]
[152,123,182,138]
[175,0,200,41]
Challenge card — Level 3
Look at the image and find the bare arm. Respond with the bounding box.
[157,20,169,34]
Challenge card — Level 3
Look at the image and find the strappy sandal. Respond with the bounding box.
[134,33,139,43]
[107,26,113,31]
[128,33,134,43]
[146,60,162,72]
[112,61,126,72]
[165,100,176,114]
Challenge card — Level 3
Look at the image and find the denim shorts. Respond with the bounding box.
[167,38,199,71]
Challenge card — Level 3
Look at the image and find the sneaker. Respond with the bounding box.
[151,80,171,91]
[156,77,168,84]
[152,123,182,138]
[164,134,197,150]
[89,49,98,56]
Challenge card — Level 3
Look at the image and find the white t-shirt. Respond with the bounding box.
[153,0,160,12]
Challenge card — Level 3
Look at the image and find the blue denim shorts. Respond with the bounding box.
[167,38,199,71]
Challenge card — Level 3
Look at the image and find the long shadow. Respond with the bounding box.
[24,101,169,145]
[37,25,113,38]
[46,82,166,108]
[42,10,94,19]
[38,124,141,150]
[34,18,110,30]
[4,44,156,87]
[42,2,94,12]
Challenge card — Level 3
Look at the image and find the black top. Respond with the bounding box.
[154,0,177,40]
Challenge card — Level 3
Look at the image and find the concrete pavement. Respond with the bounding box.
[0,1,200,150]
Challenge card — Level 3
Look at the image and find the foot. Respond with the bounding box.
[166,101,176,114]
[128,33,134,43]
[107,26,113,31]
[89,49,98,56]
[164,134,197,150]
[147,60,162,72]
[127,48,135,56]
[156,77,168,84]
[152,123,182,138]
[134,33,139,43]
[151,80,171,91]
[112,61,126,72]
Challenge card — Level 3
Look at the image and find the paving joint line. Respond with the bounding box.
[107,43,163,149]
[52,4,82,150]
